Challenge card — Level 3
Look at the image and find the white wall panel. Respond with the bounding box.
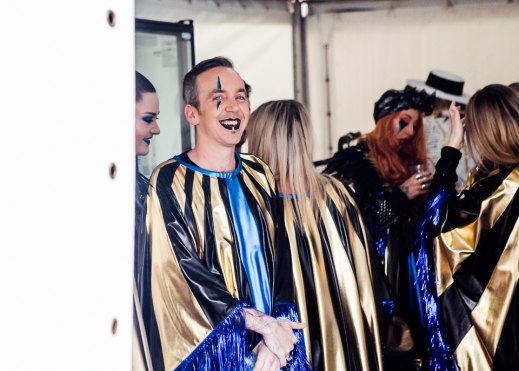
[307,3,519,161]
[0,1,134,370]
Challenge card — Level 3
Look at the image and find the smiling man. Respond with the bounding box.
[147,57,309,371]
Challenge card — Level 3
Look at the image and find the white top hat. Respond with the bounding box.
[407,70,471,105]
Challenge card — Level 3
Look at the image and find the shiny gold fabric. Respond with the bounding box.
[435,168,519,296]
[285,198,346,369]
[133,325,147,371]
[326,183,383,362]
[148,163,212,370]
[284,204,311,360]
[470,217,519,354]
[285,180,383,371]
[241,154,276,195]
[454,327,492,371]
[240,166,275,246]
[191,171,206,259]
[171,163,187,215]
[147,154,280,370]
[435,167,519,369]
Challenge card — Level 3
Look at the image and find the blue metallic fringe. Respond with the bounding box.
[412,189,457,371]
[382,300,395,319]
[176,302,250,371]
[374,232,388,263]
[273,303,312,371]
[176,302,310,371]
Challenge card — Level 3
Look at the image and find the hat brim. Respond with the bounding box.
[407,79,471,105]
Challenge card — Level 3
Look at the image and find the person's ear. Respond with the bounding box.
[185,104,199,126]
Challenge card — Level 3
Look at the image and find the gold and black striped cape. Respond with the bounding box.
[434,166,519,370]
[281,178,384,371]
[146,152,294,370]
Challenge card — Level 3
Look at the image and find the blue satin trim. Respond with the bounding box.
[278,192,298,199]
[278,192,310,199]
[411,188,457,371]
[173,152,242,179]
[226,175,271,314]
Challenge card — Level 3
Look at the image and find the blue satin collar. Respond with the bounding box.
[174,152,242,179]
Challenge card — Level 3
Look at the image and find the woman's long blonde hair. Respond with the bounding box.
[465,84,519,171]
[247,100,334,224]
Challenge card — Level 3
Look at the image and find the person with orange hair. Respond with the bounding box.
[323,86,435,370]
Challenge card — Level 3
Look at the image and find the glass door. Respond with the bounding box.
[136,19,195,177]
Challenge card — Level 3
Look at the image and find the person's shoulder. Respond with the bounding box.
[239,153,270,172]
[348,141,369,155]
[238,153,276,192]
[324,141,371,178]
[323,174,354,199]
[239,152,267,167]
[320,175,362,213]
[331,142,369,162]
[149,156,181,186]
[469,166,517,198]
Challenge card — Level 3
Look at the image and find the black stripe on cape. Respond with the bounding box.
[281,178,384,371]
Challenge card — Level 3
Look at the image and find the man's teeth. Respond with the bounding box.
[221,119,239,126]
[220,119,241,131]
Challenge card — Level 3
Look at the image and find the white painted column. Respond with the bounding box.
[0,1,135,370]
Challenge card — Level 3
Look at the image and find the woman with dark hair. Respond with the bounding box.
[323,86,436,370]
[133,71,163,371]
[414,84,519,370]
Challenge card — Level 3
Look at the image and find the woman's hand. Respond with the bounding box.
[260,318,304,366]
[243,308,305,367]
[400,171,433,199]
[252,341,281,371]
[447,101,465,150]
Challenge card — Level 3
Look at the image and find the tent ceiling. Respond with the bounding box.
[178,0,514,13]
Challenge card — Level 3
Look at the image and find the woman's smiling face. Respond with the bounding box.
[135,92,160,156]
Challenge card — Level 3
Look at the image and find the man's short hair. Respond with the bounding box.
[183,57,235,110]
[244,80,252,97]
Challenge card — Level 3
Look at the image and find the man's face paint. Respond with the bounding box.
[192,66,249,147]
[216,76,222,111]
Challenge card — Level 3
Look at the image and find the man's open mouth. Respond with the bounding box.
[219,119,241,131]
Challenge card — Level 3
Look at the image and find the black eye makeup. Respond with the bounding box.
[398,119,409,132]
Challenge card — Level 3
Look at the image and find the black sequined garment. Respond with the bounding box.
[323,142,421,263]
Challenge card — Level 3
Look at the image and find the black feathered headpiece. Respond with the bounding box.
[373,86,435,123]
